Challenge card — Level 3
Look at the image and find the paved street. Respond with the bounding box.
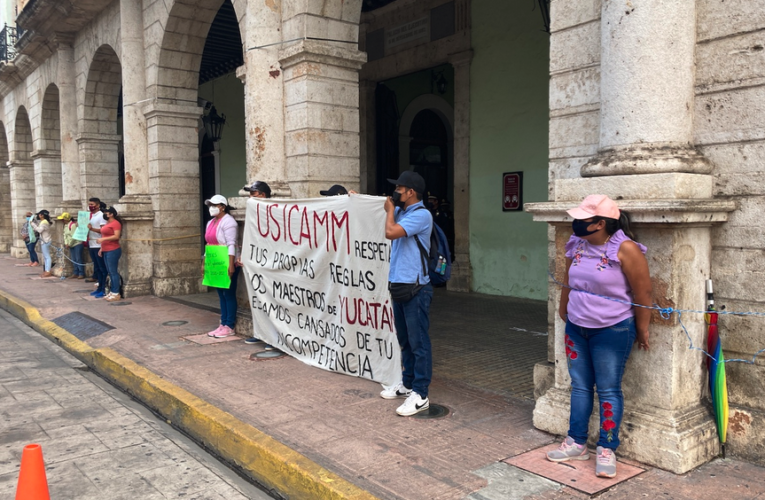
[0,309,273,500]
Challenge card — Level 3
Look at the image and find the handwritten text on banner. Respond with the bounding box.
[242,195,401,386]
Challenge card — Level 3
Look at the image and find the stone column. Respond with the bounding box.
[529,0,735,474]
[54,34,81,215]
[31,150,62,210]
[8,158,35,258]
[76,133,121,205]
[583,0,709,177]
[119,0,149,197]
[359,79,376,194]
[240,0,289,197]
[279,40,367,197]
[114,0,154,297]
[0,164,13,252]
[144,102,204,297]
[448,50,473,292]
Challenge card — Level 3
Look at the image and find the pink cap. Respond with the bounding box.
[566,194,621,220]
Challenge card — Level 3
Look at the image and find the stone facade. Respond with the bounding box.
[528,0,765,471]
[0,0,763,473]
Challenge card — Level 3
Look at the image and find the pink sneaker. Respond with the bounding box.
[207,325,225,337]
[211,325,235,338]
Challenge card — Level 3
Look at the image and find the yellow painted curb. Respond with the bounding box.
[0,289,379,500]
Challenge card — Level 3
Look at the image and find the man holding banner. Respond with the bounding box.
[382,171,434,417]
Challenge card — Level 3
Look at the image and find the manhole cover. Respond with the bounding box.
[250,351,285,360]
[109,302,131,306]
[411,404,450,419]
[162,320,188,326]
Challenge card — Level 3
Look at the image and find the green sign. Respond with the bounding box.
[72,211,90,242]
[202,245,231,289]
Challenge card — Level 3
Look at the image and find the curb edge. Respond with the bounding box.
[0,288,379,500]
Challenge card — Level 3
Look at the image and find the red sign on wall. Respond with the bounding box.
[503,172,523,211]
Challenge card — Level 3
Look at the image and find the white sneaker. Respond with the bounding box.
[380,382,412,400]
[396,392,429,416]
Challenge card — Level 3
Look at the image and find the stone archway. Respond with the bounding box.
[0,122,11,252]
[34,84,63,210]
[9,107,35,258]
[79,44,122,206]
[147,0,248,296]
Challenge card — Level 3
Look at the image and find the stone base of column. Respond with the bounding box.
[10,243,28,259]
[447,253,471,292]
[152,276,202,297]
[581,145,713,177]
[727,404,765,466]
[116,195,155,298]
[534,387,720,473]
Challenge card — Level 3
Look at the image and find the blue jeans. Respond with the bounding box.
[26,240,39,263]
[70,244,85,277]
[89,247,107,293]
[103,247,122,294]
[392,284,433,398]
[41,241,52,271]
[217,267,240,328]
[566,317,636,450]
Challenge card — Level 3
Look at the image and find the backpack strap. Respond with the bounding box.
[411,206,429,278]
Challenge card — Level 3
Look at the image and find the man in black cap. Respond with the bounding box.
[243,180,272,199]
[380,170,434,416]
[319,184,348,196]
[241,180,275,350]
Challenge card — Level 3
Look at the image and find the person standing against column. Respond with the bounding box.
[59,212,85,279]
[30,210,54,277]
[20,212,40,267]
[240,181,275,350]
[380,171,434,416]
[546,194,652,479]
[86,198,108,298]
[203,195,239,338]
[97,207,124,302]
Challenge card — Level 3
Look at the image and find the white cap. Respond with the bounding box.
[204,195,228,206]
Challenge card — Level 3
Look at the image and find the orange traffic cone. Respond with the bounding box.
[15,444,50,500]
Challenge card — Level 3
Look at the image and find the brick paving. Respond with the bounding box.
[3,255,765,500]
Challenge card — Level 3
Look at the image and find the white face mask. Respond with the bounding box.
[209,206,220,217]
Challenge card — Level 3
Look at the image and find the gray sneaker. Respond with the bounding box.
[595,446,617,478]
[546,436,589,462]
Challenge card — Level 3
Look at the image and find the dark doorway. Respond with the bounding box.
[409,109,450,203]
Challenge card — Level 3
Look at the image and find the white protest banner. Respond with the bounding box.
[242,195,401,386]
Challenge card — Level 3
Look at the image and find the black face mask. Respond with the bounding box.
[572,219,598,237]
[391,191,406,209]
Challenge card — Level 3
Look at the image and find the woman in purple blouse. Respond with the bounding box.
[546,194,652,479]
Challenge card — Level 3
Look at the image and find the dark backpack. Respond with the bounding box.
[413,206,452,285]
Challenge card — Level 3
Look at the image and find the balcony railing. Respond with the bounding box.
[0,24,22,63]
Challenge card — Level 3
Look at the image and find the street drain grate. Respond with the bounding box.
[411,404,450,419]
[51,312,115,341]
[250,351,286,360]
[162,320,188,326]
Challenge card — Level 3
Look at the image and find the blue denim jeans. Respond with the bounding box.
[70,244,85,277]
[26,240,39,263]
[89,247,108,293]
[392,284,433,398]
[217,266,240,328]
[103,247,122,294]
[41,241,52,271]
[566,317,636,450]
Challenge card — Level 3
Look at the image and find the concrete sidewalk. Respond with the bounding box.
[1,255,764,500]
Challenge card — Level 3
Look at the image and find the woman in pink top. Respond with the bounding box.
[546,195,652,480]
[203,195,239,338]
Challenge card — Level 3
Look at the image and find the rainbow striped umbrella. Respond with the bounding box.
[706,279,728,457]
